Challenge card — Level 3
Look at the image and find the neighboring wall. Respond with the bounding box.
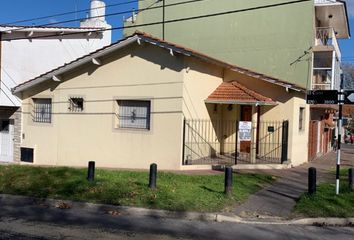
[0,32,111,107]
[124,0,314,89]
[0,107,21,162]
[20,44,185,170]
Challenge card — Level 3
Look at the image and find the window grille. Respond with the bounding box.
[33,98,52,123]
[69,98,84,112]
[118,100,151,130]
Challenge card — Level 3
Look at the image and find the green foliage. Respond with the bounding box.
[347,117,354,135]
[0,165,274,212]
[294,169,354,218]
[342,63,354,90]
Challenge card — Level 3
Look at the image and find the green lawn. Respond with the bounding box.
[294,169,354,218]
[0,165,274,212]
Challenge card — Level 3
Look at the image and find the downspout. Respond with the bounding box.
[162,0,165,40]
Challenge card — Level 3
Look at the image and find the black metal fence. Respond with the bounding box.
[183,119,289,165]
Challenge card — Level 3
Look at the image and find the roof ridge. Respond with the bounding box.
[12,31,305,94]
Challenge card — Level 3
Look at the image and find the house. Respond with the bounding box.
[12,32,309,170]
[124,0,350,161]
[0,0,111,162]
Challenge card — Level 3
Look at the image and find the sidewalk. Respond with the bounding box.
[233,144,354,219]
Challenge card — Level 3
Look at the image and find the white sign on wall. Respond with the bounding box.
[238,121,252,141]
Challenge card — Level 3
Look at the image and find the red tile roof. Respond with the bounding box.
[206,81,277,105]
[13,31,305,94]
[135,32,305,92]
[343,105,354,117]
[310,104,339,112]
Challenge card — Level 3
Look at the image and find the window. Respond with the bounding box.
[69,97,84,112]
[117,100,151,130]
[299,107,305,131]
[0,120,10,133]
[33,98,52,123]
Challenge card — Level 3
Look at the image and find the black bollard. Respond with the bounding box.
[224,167,233,196]
[149,163,157,189]
[308,167,316,195]
[87,161,95,182]
[349,168,354,192]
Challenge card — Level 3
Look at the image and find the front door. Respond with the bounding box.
[240,106,252,153]
[0,119,14,162]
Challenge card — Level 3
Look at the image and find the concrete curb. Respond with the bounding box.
[215,214,354,226]
[1,194,353,226]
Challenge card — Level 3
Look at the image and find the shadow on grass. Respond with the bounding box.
[199,186,223,194]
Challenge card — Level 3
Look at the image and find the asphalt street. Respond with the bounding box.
[0,195,353,240]
[0,144,353,239]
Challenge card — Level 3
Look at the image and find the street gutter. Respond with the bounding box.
[0,194,353,226]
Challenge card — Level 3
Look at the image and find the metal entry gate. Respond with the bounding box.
[183,119,289,165]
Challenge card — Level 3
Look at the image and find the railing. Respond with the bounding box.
[312,69,332,90]
[315,27,341,59]
[183,119,287,165]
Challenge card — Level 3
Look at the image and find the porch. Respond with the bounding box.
[182,81,289,166]
[182,118,289,166]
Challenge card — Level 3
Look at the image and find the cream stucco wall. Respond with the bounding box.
[21,44,185,170]
[182,58,223,119]
[19,42,310,170]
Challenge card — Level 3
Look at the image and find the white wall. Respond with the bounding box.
[0,31,111,107]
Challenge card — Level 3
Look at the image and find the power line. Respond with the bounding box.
[0,77,20,106]
[4,0,312,41]
[9,0,204,32]
[2,0,146,25]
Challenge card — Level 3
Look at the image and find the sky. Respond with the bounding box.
[0,0,353,64]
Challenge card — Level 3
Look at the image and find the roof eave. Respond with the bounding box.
[338,0,351,38]
[12,35,140,94]
[205,100,278,106]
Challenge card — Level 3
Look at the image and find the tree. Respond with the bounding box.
[347,117,354,135]
[342,63,354,90]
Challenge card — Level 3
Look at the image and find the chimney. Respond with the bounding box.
[90,0,106,23]
[80,0,110,28]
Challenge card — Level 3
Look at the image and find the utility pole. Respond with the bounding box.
[162,0,165,40]
[336,74,344,195]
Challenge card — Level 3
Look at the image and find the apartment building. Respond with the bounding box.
[124,0,350,161]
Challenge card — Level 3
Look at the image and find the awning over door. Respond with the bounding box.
[205,81,277,106]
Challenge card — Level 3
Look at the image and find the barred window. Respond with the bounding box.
[118,100,151,130]
[69,98,84,112]
[33,98,52,123]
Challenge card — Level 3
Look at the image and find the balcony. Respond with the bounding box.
[315,27,341,59]
[311,51,341,91]
[312,69,332,90]
[314,0,350,39]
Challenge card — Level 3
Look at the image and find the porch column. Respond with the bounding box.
[250,105,258,164]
